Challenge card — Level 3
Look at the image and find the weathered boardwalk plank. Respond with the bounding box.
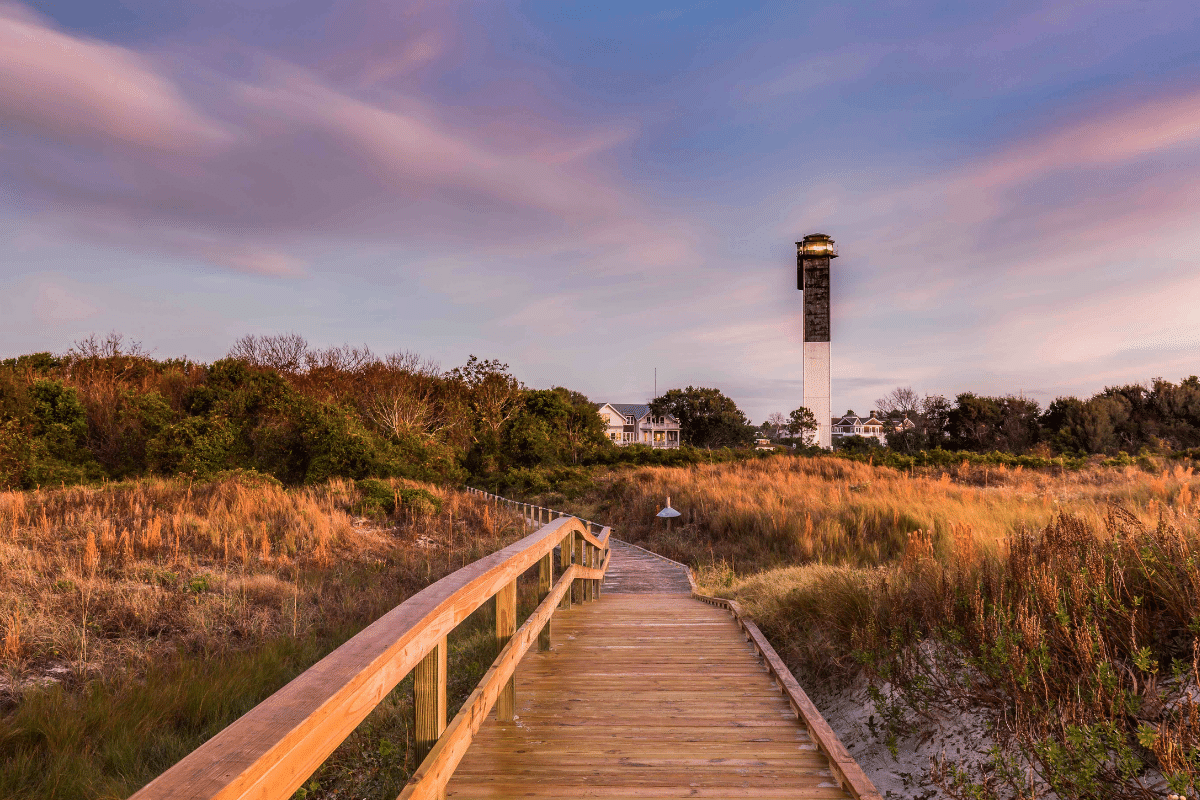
[600,539,692,594]
[446,541,852,799]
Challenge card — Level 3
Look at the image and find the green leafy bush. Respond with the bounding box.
[354,478,397,516]
[397,487,442,516]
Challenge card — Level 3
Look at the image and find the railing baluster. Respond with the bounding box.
[574,534,585,605]
[559,532,572,610]
[538,552,552,651]
[583,543,591,602]
[414,636,447,766]
[590,543,598,600]
[495,580,517,722]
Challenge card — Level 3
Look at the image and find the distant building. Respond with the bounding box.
[596,403,681,448]
[830,410,914,446]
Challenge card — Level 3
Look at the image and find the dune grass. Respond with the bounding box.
[0,474,534,800]
[534,455,1200,799]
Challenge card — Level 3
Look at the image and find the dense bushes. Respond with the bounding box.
[0,336,630,491]
[882,378,1200,458]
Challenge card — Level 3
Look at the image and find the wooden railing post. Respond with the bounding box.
[583,543,591,602]
[590,544,598,601]
[559,533,572,610]
[414,637,447,764]
[538,552,552,651]
[573,534,585,605]
[595,541,603,600]
[495,580,516,722]
[586,523,594,601]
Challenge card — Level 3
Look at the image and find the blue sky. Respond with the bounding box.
[2,1,1199,422]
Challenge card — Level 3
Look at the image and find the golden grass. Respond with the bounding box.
[0,474,520,698]
[548,456,1200,573]
[548,456,1200,798]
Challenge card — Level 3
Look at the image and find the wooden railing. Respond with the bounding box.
[130,488,610,800]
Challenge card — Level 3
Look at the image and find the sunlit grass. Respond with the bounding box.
[0,475,531,800]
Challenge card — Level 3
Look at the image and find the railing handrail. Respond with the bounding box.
[131,490,611,800]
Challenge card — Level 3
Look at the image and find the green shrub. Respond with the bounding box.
[397,487,442,517]
[147,416,237,477]
[0,419,32,489]
[187,574,212,594]
[354,478,397,516]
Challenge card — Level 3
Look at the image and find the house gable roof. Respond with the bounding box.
[609,403,651,419]
[597,403,679,425]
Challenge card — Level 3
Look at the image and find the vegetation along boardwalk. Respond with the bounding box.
[448,535,880,799]
[130,491,877,800]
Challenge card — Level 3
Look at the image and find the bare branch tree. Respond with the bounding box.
[766,411,788,440]
[304,343,375,373]
[875,386,921,417]
[363,351,449,441]
[228,333,309,373]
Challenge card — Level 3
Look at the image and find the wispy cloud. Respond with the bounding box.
[0,4,226,152]
[0,2,693,278]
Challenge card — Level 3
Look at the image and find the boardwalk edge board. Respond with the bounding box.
[688,587,882,800]
[605,533,879,797]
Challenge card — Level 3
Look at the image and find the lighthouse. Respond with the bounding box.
[797,233,836,449]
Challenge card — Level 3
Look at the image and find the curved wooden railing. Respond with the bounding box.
[130,488,610,800]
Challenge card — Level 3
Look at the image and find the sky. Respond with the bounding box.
[2,0,1199,423]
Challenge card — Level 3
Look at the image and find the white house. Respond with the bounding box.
[596,403,681,448]
[830,411,914,446]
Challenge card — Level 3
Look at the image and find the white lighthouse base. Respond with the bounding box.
[803,342,831,449]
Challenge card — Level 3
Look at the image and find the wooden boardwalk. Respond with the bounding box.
[447,540,853,799]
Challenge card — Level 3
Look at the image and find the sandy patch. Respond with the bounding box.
[812,671,1000,799]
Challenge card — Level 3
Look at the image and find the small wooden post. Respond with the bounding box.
[495,580,516,722]
[413,636,447,763]
[588,543,596,601]
[574,535,585,604]
[538,552,553,651]
[591,543,598,599]
[559,533,572,610]
[595,544,603,599]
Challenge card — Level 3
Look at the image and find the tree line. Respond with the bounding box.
[4,333,1196,491]
[843,380,1200,456]
[0,334,617,490]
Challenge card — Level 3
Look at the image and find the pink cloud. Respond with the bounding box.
[0,2,694,280]
[0,3,226,152]
[973,88,1200,189]
[237,70,630,220]
[33,279,98,323]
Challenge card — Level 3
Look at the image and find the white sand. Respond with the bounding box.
[812,671,1002,799]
